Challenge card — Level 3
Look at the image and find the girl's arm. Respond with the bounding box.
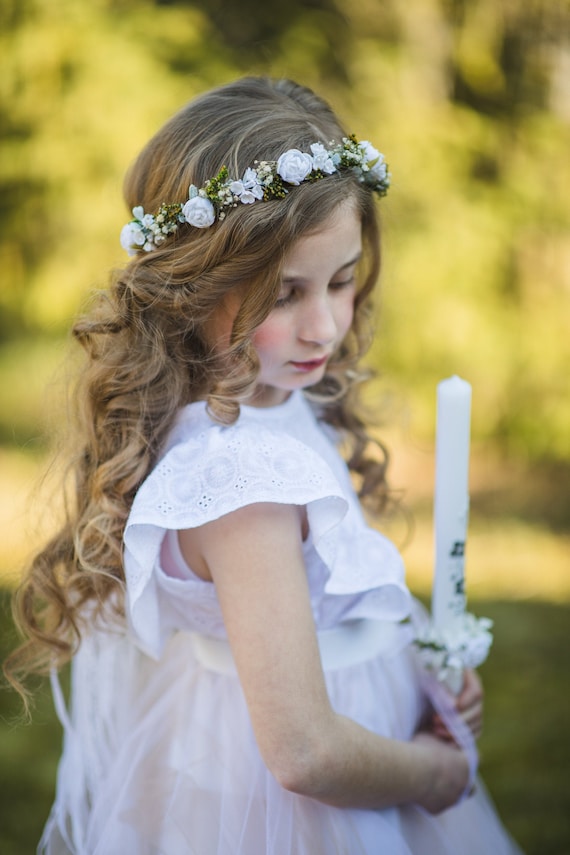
[179,502,469,814]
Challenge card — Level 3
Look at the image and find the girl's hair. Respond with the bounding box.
[4,76,390,702]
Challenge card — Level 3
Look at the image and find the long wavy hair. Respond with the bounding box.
[4,76,391,703]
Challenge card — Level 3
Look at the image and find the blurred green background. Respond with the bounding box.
[1,0,569,852]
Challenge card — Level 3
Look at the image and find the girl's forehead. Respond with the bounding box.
[282,203,363,277]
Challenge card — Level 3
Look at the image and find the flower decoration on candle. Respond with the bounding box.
[415,613,494,695]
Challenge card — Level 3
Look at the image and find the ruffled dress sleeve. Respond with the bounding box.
[123,399,412,659]
[124,409,349,657]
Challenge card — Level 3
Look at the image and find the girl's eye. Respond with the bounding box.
[329,276,355,291]
[274,289,296,308]
[274,274,356,308]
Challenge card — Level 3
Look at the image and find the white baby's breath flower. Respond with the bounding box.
[277,149,314,185]
[218,187,234,206]
[255,161,274,184]
[182,196,216,228]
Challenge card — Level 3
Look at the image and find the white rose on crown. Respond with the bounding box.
[369,157,388,182]
[359,140,388,182]
[277,149,314,185]
[358,140,381,169]
[120,221,146,256]
[182,195,216,228]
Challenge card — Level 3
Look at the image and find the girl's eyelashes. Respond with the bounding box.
[274,289,296,308]
[329,275,356,291]
[274,275,356,308]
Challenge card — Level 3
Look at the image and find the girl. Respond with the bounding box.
[5,76,522,854]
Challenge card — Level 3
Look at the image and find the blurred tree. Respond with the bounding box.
[0,0,568,463]
[156,0,352,81]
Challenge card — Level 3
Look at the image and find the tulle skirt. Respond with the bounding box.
[39,624,523,855]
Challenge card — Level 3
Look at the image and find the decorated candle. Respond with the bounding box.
[432,376,472,632]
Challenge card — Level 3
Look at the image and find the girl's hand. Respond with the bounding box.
[411,731,471,814]
[431,668,484,742]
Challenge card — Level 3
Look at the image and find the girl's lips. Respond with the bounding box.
[290,356,329,373]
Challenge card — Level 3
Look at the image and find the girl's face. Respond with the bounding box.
[249,201,362,407]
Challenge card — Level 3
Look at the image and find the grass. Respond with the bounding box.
[473,599,570,852]
[0,591,67,854]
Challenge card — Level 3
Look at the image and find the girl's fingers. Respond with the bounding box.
[427,670,485,744]
[456,669,483,712]
[431,706,483,741]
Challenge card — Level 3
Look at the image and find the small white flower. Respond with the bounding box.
[277,149,314,185]
[462,635,493,669]
[236,188,263,204]
[310,143,335,174]
[132,205,145,220]
[216,188,232,206]
[182,195,216,228]
[255,161,274,184]
[120,222,145,255]
[229,167,265,204]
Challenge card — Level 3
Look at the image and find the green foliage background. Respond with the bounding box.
[1,0,569,460]
[1,0,569,852]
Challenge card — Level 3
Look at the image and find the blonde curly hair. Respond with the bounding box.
[5,76,391,704]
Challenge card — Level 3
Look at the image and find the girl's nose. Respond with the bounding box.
[298,298,337,345]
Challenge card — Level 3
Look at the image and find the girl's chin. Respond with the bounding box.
[249,366,327,407]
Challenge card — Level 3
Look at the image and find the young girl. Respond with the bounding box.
[6,76,522,854]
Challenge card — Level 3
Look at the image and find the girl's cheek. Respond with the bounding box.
[251,317,290,351]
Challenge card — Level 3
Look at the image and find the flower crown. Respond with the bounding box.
[120,136,390,255]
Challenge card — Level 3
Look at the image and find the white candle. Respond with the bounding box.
[432,376,471,632]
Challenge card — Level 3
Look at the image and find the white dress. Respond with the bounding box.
[40,391,523,855]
